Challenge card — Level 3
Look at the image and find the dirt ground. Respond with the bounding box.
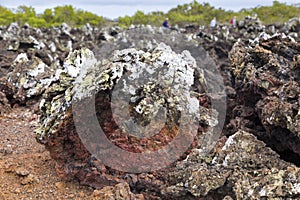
[0,107,95,200]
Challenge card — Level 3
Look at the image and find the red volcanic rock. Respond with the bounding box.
[36,43,220,199]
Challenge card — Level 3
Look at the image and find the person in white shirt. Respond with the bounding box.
[210,17,216,28]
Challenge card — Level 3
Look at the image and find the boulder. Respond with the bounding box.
[229,32,300,164]
[36,42,224,198]
[164,130,300,199]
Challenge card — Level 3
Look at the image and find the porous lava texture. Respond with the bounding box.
[1,18,300,199]
[229,32,300,165]
[36,43,222,199]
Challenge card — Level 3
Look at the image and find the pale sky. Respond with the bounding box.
[0,0,298,19]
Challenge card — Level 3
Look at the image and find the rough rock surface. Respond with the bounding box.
[0,22,120,114]
[92,182,144,200]
[36,42,222,198]
[1,18,300,199]
[164,130,300,199]
[35,31,300,199]
[283,17,300,37]
[0,78,12,114]
[229,32,300,165]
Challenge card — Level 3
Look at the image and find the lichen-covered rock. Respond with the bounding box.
[32,22,300,199]
[5,52,61,104]
[37,48,97,140]
[229,32,300,163]
[237,15,265,36]
[283,17,300,35]
[164,131,300,199]
[0,22,119,109]
[36,42,222,198]
[94,26,227,125]
[1,18,299,199]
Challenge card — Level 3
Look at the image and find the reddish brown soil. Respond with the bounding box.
[0,107,96,200]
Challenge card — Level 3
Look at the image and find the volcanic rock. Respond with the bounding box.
[92,182,144,200]
[283,17,300,37]
[35,41,224,198]
[34,22,300,199]
[0,22,120,109]
[0,18,299,199]
[237,15,265,37]
[229,32,300,164]
[163,130,300,199]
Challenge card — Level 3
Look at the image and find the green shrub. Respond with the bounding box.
[117,1,300,28]
[0,1,299,28]
[0,5,106,28]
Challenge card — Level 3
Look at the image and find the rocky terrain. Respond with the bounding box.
[0,16,300,199]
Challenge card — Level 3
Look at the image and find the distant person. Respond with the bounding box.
[253,13,258,19]
[230,16,237,27]
[162,18,169,28]
[210,17,216,28]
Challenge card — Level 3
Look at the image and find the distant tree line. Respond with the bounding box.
[0,1,299,28]
[118,1,300,27]
[0,5,106,27]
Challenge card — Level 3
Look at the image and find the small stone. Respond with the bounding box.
[15,167,30,176]
[92,183,144,200]
[20,174,37,185]
[223,196,233,200]
[0,145,13,155]
[14,188,21,193]
[55,181,65,190]
[4,164,15,173]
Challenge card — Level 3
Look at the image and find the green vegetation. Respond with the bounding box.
[0,5,106,28]
[242,1,300,24]
[118,0,299,27]
[0,1,299,28]
[0,6,15,26]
